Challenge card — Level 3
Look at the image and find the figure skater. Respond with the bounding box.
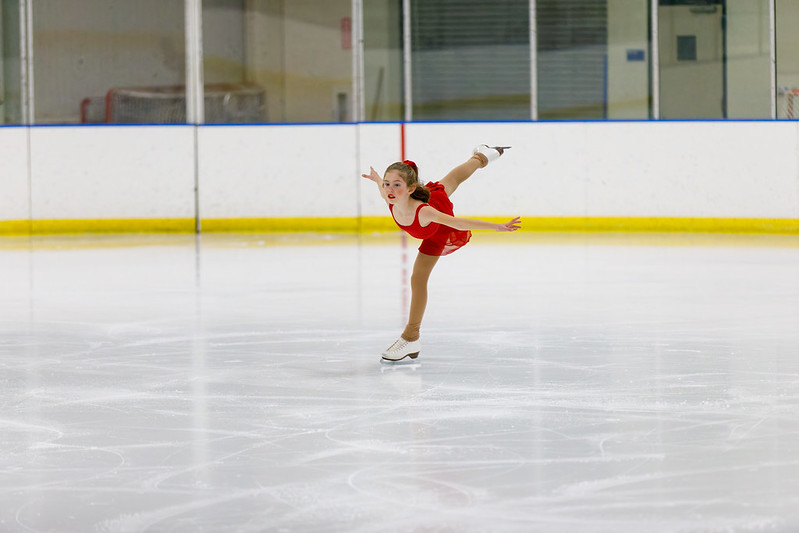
[362,144,521,362]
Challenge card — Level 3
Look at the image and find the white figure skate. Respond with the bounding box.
[472,145,510,166]
[381,337,422,362]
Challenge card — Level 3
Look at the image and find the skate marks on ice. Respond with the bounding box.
[3,234,799,531]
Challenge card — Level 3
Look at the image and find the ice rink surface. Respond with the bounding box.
[2,231,799,532]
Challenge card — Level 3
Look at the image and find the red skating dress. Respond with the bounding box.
[388,181,471,256]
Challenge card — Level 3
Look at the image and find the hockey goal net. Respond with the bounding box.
[83,83,265,124]
[778,88,799,119]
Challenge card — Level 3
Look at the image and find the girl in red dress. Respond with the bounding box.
[362,145,521,362]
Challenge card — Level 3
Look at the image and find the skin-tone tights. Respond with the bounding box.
[401,252,439,342]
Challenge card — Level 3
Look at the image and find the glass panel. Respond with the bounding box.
[658,0,770,119]
[410,0,531,121]
[363,0,403,122]
[538,0,650,120]
[1,0,23,124]
[725,0,771,119]
[537,0,610,120]
[209,0,353,124]
[202,0,265,123]
[776,0,799,119]
[31,0,185,124]
[607,0,650,119]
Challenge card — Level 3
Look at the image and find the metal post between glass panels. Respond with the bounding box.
[769,0,777,119]
[19,0,33,124]
[650,0,660,120]
[185,0,204,125]
[529,0,537,121]
[352,0,365,123]
[185,0,203,233]
[402,0,412,122]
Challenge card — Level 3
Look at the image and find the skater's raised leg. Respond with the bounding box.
[439,157,483,197]
[439,145,509,197]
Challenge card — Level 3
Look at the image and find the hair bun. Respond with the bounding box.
[403,160,418,173]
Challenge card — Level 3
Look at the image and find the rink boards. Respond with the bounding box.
[1,121,798,234]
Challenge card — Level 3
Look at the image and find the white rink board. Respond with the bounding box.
[357,122,403,217]
[3,120,799,226]
[29,126,196,220]
[0,128,31,221]
[581,121,799,218]
[403,121,799,219]
[198,124,359,219]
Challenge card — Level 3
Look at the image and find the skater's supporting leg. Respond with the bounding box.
[401,252,439,342]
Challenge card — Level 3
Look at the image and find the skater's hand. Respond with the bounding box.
[496,217,521,232]
[361,166,382,183]
[364,166,391,204]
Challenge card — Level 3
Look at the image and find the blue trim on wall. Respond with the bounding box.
[10,122,195,128]
[2,117,798,130]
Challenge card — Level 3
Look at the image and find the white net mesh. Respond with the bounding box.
[80,97,107,124]
[105,83,266,124]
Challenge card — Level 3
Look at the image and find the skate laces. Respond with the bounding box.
[386,338,408,352]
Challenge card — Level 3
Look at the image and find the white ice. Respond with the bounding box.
[2,232,799,532]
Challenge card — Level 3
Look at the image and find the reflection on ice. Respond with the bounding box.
[1,233,799,532]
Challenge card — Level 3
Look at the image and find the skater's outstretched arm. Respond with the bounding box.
[420,207,521,232]
[361,166,389,204]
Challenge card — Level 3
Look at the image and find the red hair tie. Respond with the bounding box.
[403,160,418,173]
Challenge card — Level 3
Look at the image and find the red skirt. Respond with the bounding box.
[418,182,471,256]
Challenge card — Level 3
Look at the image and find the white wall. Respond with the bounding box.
[198,121,401,224]
[28,126,195,220]
[357,122,403,217]
[403,121,799,219]
[0,127,30,221]
[198,124,359,219]
[2,121,798,233]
